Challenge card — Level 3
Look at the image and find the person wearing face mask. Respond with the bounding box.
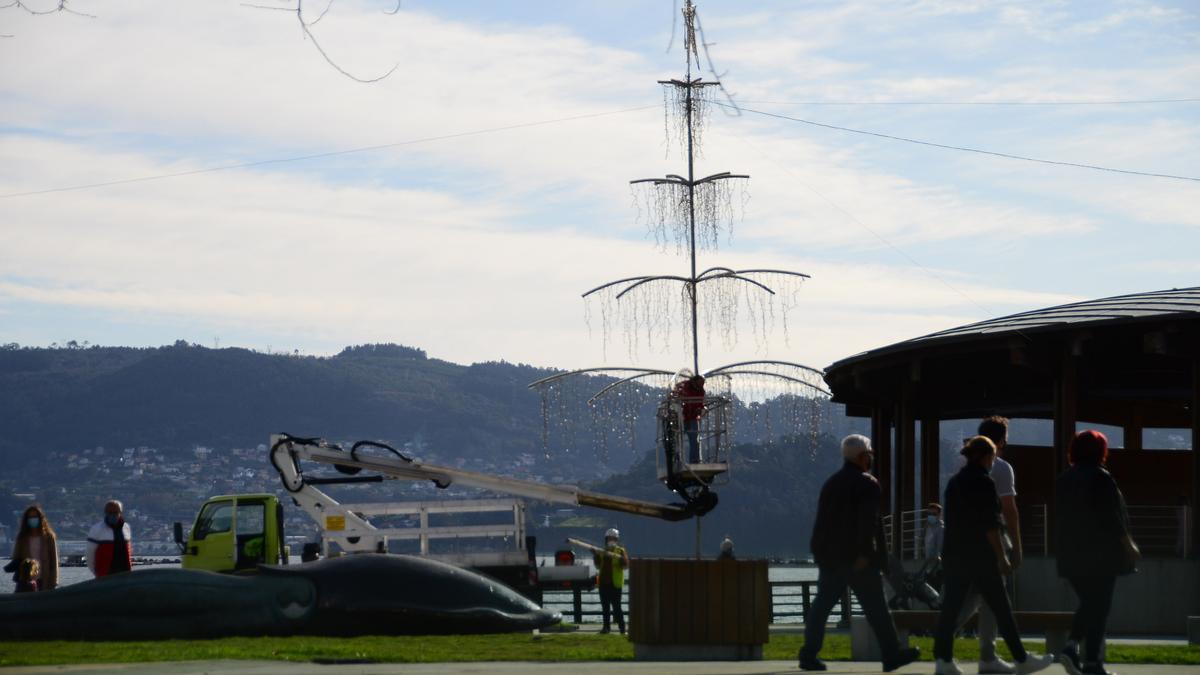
[6,504,58,591]
[924,503,945,562]
[798,434,919,672]
[87,500,133,578]
[932,436,1052,675]
[957,415,1023,674]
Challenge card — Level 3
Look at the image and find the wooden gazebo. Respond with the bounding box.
[823,287,1200,559]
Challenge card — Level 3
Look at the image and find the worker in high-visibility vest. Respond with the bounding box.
[593,528,629,635]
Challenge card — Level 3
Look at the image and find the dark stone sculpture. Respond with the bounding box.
[0,554,560,640]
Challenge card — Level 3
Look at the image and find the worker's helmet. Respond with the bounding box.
[720,537,733,552]
[605,528,620,541]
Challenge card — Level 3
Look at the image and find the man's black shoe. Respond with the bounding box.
[883,646,920,672]
[798,655,827,671]
[1058,643,1083,675]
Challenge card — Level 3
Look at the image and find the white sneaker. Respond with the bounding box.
[1014,653,1054,674]
[934,659,964,675]
[979,657,1017,674]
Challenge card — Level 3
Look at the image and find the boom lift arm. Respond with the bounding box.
[269,435,711,552]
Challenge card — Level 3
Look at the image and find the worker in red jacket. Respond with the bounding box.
[87,500,133,577]
[673,374,706,463]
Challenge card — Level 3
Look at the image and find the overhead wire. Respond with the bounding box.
[727,127,1036,342]
[717,101,1200,183]
[736,97,1200,106]
[0,104,659,199]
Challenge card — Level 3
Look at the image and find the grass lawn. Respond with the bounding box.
[0,631,1197,667]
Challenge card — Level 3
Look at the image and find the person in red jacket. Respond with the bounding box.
[87,500,132,577]
[673,373,706,463]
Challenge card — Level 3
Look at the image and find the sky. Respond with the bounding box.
[1,0,1198,375]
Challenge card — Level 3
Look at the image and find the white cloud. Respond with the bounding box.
[0,134,1082,370]
[0,0,1194,373]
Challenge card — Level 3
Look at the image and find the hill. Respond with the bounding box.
[0,342,641,472]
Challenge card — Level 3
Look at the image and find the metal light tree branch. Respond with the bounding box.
[530,0,829,489]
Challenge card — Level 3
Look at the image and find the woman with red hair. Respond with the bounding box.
[1054,430,1140,675]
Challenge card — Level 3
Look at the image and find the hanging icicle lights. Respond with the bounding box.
[583,268,810,361]
[662,79,715,159]
[530,361,831,459]
[632,172,748,253]
[529,0,831,469]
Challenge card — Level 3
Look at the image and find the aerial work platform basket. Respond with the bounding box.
[656,393,731,487]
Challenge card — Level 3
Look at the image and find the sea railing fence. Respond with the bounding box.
[541,578,862,625]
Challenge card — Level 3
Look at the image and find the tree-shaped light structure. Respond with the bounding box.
[530,0,829,515]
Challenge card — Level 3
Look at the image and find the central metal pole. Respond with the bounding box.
[685,35,700,377]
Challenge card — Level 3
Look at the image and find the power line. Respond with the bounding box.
[737,97,1200,106]
[728,129,1034,342]
[0,104,659,199]
[719,102,1200,183]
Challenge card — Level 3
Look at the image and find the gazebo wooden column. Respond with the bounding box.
[1193,358,1200,558]
[871,404,893,527]
[896,394,917,555]
[920,417,941,509]
[1051,352,1080,553]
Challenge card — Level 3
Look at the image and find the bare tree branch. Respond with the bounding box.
[245,0,398,83]
[241,2,294,10]
[664,0,677,53]
[3,0,93,17]
[692,7,739,115]
[302,0,335,27]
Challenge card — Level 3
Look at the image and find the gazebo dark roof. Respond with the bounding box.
[828,286,1200,372]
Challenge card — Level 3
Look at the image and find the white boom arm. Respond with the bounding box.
[269,435,697,542]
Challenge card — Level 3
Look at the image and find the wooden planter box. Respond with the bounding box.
[628,558,769,661]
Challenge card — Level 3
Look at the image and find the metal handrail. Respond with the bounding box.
[542,578,858,624]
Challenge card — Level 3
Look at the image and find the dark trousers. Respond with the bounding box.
[1067,574,1116,662]
[935,565,1027,662]
[599,584,625,632]
[801,564,901,662]
[685,419,700,463]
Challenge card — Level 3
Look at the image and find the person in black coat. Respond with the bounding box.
[798,434,919,672]
[932,436,1052,675]
[1054,430,1140,675]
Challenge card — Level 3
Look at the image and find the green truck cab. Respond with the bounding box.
[174,494,288,572]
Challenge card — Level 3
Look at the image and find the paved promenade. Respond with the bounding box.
[6,661,1199,674]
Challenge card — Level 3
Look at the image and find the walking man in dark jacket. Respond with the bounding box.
[798,434,919,672]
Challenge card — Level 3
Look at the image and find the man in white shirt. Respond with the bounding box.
[959,416,1023,674]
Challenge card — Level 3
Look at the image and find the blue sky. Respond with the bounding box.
[1,0,1197,372]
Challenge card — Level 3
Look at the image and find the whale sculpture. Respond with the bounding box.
[0,554,561,640]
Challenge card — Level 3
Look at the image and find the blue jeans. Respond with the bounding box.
[936,565,1026,662]
[801,564,901,663]
[685,419,700,463]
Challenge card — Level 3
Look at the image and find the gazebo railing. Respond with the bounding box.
[1018,503,1190,558]
[883,503,1190,559]
[1127,505,1191,557]
[882,509,925,560]
[1019,503,1049,556]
